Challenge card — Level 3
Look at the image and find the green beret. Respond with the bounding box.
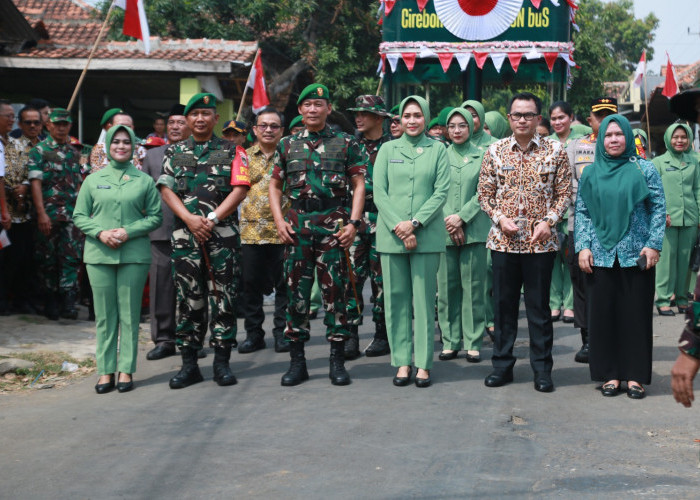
[437,107,455,127]
[428,117,440,129]
[389,104,400,117]
[289,115,304,130]
[184,93,217,116]
[49,108,72,123]
[297,84,330,105]
[100,108,123,127]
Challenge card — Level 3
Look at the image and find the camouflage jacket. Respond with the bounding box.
[4,135,36,222]
[157,135,237,225]
[26,136,82,222]
[358,132,392,201]
[271,125,368,203]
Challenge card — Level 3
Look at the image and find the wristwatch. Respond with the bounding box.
[207,212,220,224]
[348,219,361,229]
[543,216,556,227]
[411,219,421,229]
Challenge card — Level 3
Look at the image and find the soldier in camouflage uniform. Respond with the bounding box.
[269,83,368,386]
[157,93,250,389]
[344,95,393,359]
[27,108,84,320]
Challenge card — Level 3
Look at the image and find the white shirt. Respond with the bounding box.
[0,141,6,177]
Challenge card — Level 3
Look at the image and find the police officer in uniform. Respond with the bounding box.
[157,93,250,389]
[27,108,84,320]
[344,95,392,358]
[269,83,368,386]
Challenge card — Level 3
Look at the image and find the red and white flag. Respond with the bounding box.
[633,49,645,87]
[662,53,679,99]
[246,50,270,114]
[114,0,150,54]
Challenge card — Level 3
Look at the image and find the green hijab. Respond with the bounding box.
[399,95,430,146]
[662,123,694,166]
[461,100,494,147]
[484,111,509,139]
[578,114,650,251]
[445,108,478,161]
[105,124,136,170]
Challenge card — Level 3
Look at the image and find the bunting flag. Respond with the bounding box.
[379,53,386,74]
[245,50,270,113]
[662,53,679,98]
[531,0,542,8]
[633,50,646,87]
[455,53,471,71]
[386,53,400,72]
[507,52,522,73]
[419,46,436,58]
[417,0,430,12]
[491,53,506,73]
[543,52,558,72]
[437,52,454,72]
[114,0,150,54]
[402,52,417,71]
[385,0,396,15]
[473,52,488,69]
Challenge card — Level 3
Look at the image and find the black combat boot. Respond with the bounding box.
[344,325,361,360]
[273,331,290,353]
[364,321,391,357]
[169,347,204,389]
[60,290,79,320]
[281,341,309,386]
[44,292,60,321]
[212,344,238,386]
[329,340,351,386]
[238,332,266,354]
[574,328,590,364]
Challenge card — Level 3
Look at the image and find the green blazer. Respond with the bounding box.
[444,144,490,245]
[374,134,450,254]
[653,151,700,227]
[73,164,163,264]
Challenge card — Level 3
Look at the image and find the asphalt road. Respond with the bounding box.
[1,297,699,499]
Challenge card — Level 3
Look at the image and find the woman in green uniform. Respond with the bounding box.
[654,123,700,316]
[374,95,450,388]
[461,100,497,150]
[436,108,491,363]
[484,111,509,139]
[547,101,582,323]
[73,125,162,393]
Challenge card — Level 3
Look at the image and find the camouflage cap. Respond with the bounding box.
[347,95,390,117]
[289,115,304,130]
[49,108,72,123]
[100,107,124,126]
[184,93,217,116]
[297,84,330,104]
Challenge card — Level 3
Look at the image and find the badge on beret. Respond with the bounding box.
[203,96,210,105]
[317,88,324,97]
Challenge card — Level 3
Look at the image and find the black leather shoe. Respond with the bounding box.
[146,344,176,360]
[169,348,204,389]
[95,374,115,394]
[657,307,675,317]
[600,383,620,397]
[329,341,351,385]
[627,384,646,399]
[438,350,458,361]
[574,343,590,363]
[237,336,266,354]
[364,338,390,357]
[484,371,513,387]
[415,372,431,388]
[562,315,575,324]
[678,305,689,314]
[281,342,308,386]
[117,374,134,393]
[551,311,561,322]
[393,367,412,387]
[534,373,554,393]
[344,326,361,360]
[197,349,207,359]
[465,352,481,363]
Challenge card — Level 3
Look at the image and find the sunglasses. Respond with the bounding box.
[22,120,42,126]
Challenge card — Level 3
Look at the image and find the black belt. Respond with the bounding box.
[363,198,377,213]
[291,197,348,213]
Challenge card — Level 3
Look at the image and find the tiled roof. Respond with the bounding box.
[10,0,256,64]
[661,60,700,88]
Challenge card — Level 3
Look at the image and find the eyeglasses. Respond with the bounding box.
[447,123,469,130]
[22,120,42,126]
[0,113,15,120]
[509,112,538,122]
[255,124,281,131]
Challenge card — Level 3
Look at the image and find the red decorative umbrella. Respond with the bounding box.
[434,0,524,41]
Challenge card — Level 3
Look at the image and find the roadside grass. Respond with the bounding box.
[0,352,96,393]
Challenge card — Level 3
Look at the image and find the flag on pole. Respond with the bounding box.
[633,49,645,87]
[662,53,679,99]
[246,50,270,114]
[114,0,150,54]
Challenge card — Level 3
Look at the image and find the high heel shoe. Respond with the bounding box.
[95,374,115,394]
[117,373,134,393]
[393,366,412,387]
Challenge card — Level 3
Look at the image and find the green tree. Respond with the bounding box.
[97,0,382,117]
[569,0,658,114]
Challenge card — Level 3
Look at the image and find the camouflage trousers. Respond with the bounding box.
[34,220,83,294]
[347,226,384,326]
[284,208,351,342]
[171,224,241,349]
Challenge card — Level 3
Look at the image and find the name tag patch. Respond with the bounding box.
[666,167,678,171]
[97,185,111,189]
[390,159,404,163]
[502,166,515,171]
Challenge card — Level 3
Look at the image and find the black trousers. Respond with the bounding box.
[491,251,556,375]
[585,261,654,384]
[0,222,35,306]
[241,244,287,338]
[149,241,176,347]
[566,233,588,331]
